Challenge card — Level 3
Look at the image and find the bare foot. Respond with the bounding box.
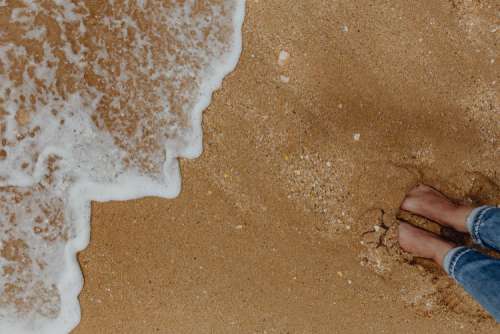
[398,222,456,267]
[400,184,473,233]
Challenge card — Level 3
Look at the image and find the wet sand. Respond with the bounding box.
[75,0,499,333]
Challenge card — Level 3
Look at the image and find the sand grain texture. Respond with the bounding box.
[76,0,499,333]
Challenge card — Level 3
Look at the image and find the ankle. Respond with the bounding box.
[432,240,456,268]
[450,205,474,233]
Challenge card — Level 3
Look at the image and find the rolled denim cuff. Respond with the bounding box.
[443,246,471,278]
[466,205,494,247]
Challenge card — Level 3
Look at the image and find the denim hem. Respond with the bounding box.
[443,246,472,278]
[467,205,493,247]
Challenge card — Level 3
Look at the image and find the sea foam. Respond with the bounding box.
[0,1,245,332]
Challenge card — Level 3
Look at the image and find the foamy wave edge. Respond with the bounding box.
[0,2,245,333]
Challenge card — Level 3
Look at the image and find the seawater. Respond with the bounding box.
[0,1,245,333]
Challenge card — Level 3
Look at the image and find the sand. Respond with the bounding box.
[75,0,499,333]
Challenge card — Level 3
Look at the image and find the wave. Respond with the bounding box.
[0,1,245,332]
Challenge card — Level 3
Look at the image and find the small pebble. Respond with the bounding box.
[280,75,290,83]
[278,50,289,66]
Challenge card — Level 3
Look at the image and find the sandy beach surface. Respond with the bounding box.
[75,0,499,333]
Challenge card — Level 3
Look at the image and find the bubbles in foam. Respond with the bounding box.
[0,1,245,332]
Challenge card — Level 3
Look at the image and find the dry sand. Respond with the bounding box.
[75,0,499,333]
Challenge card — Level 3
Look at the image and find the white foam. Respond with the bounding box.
[0,1,245,333]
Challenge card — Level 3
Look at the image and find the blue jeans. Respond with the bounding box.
[443,206,500,322]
